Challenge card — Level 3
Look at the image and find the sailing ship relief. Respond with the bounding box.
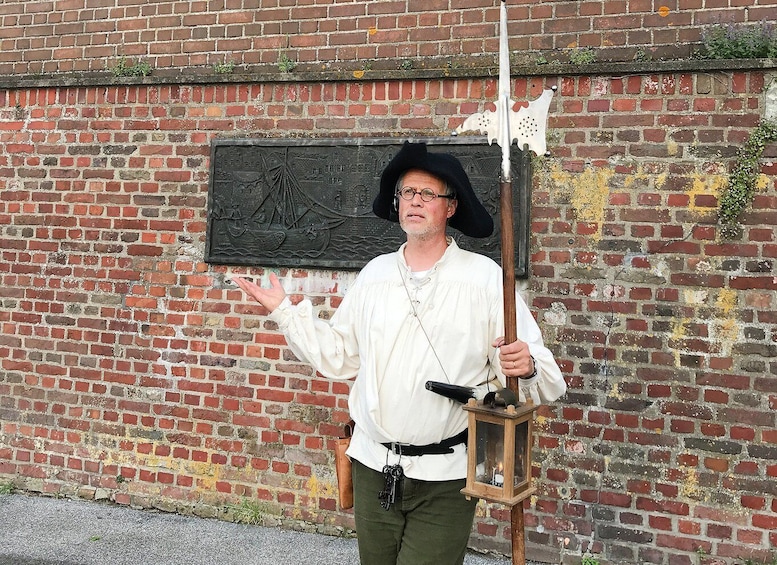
[205,138,532,274]
[214,155,342,256]
[206,141,406,269]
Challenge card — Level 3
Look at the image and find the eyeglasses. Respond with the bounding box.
[396,186,455,203]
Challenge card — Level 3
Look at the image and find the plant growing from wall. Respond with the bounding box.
[718,118,777,239]
[569,48,597,65]
[277,52,297,73]
[110,56,152,77]
[634,48,651,62]
[213,60,236,74]
[699,22,777,59]
[229,498,269,525]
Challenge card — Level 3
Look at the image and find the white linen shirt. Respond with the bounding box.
[269,239,566,481]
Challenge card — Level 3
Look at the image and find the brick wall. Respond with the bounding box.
[1,67,776,563]
[531,77,777,563]
[1,0,774,76]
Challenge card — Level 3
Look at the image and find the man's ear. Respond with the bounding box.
[446,200,458,219]
[389,196,399,221]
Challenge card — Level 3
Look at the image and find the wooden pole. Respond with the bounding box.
[500,178,518,384]
[511,504,526,565]
[499,177,525,565]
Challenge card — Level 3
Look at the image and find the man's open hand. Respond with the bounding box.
[232,273,287,313]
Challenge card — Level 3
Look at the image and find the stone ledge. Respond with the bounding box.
[1,57,774,90]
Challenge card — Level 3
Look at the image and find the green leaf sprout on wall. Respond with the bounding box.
[213,60,236,75]
[110,57,152,78]
[278,52,297,73]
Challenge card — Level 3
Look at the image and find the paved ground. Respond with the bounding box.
[0,493,514,565]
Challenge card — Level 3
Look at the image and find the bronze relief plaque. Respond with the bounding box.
[206,137,531,277]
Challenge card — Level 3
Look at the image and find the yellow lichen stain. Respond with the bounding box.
[670,317,688,341]
[80,432,228,495]
[653,170,668,189]
[608,381,625,400]
[570,168,612,227]
[755,173,771,192]
[619,167,668,192]
[678,466,704,500]
[305,474,337,500]
[715,288,738,316]
[306,474,320,498]
[144,450,222,491]
[713,288,741,349]
[686,172,727,214]
[669,287,741,362]
[547,162,612,242]
[669,317,690,367]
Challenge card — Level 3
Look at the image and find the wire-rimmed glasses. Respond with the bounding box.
[396,186,455,202]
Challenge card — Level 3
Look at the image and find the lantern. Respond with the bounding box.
[461,398,538,506]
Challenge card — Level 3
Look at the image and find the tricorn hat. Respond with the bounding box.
[373,142,494,238]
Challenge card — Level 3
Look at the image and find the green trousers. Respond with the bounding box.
[352,459,478,565]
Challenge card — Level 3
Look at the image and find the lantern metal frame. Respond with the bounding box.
[461,398,538,506]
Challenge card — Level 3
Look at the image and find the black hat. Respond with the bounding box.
[373,142,494,238]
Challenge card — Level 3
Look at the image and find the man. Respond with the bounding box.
[233,142,566,565]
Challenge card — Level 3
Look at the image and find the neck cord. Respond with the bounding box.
[397,262,452,384]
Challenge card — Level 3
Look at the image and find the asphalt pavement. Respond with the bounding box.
[0,493,513,565]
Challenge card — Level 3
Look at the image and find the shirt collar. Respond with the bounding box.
[397,237,459,273]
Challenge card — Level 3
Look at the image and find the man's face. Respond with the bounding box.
[397,169,457,241]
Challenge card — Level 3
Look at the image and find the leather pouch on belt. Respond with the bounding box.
[334,420,355,510]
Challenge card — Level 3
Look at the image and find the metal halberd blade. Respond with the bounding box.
[454,0,554,174]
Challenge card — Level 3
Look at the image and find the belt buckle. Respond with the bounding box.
[390,442,403,456]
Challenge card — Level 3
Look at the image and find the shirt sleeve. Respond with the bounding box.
[512,292,567,405]
[269,294,360,381]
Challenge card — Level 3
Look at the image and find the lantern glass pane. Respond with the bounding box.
[475,420,505,486]
[513,420,528,486]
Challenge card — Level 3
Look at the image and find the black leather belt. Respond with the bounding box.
[381,429,468,456]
